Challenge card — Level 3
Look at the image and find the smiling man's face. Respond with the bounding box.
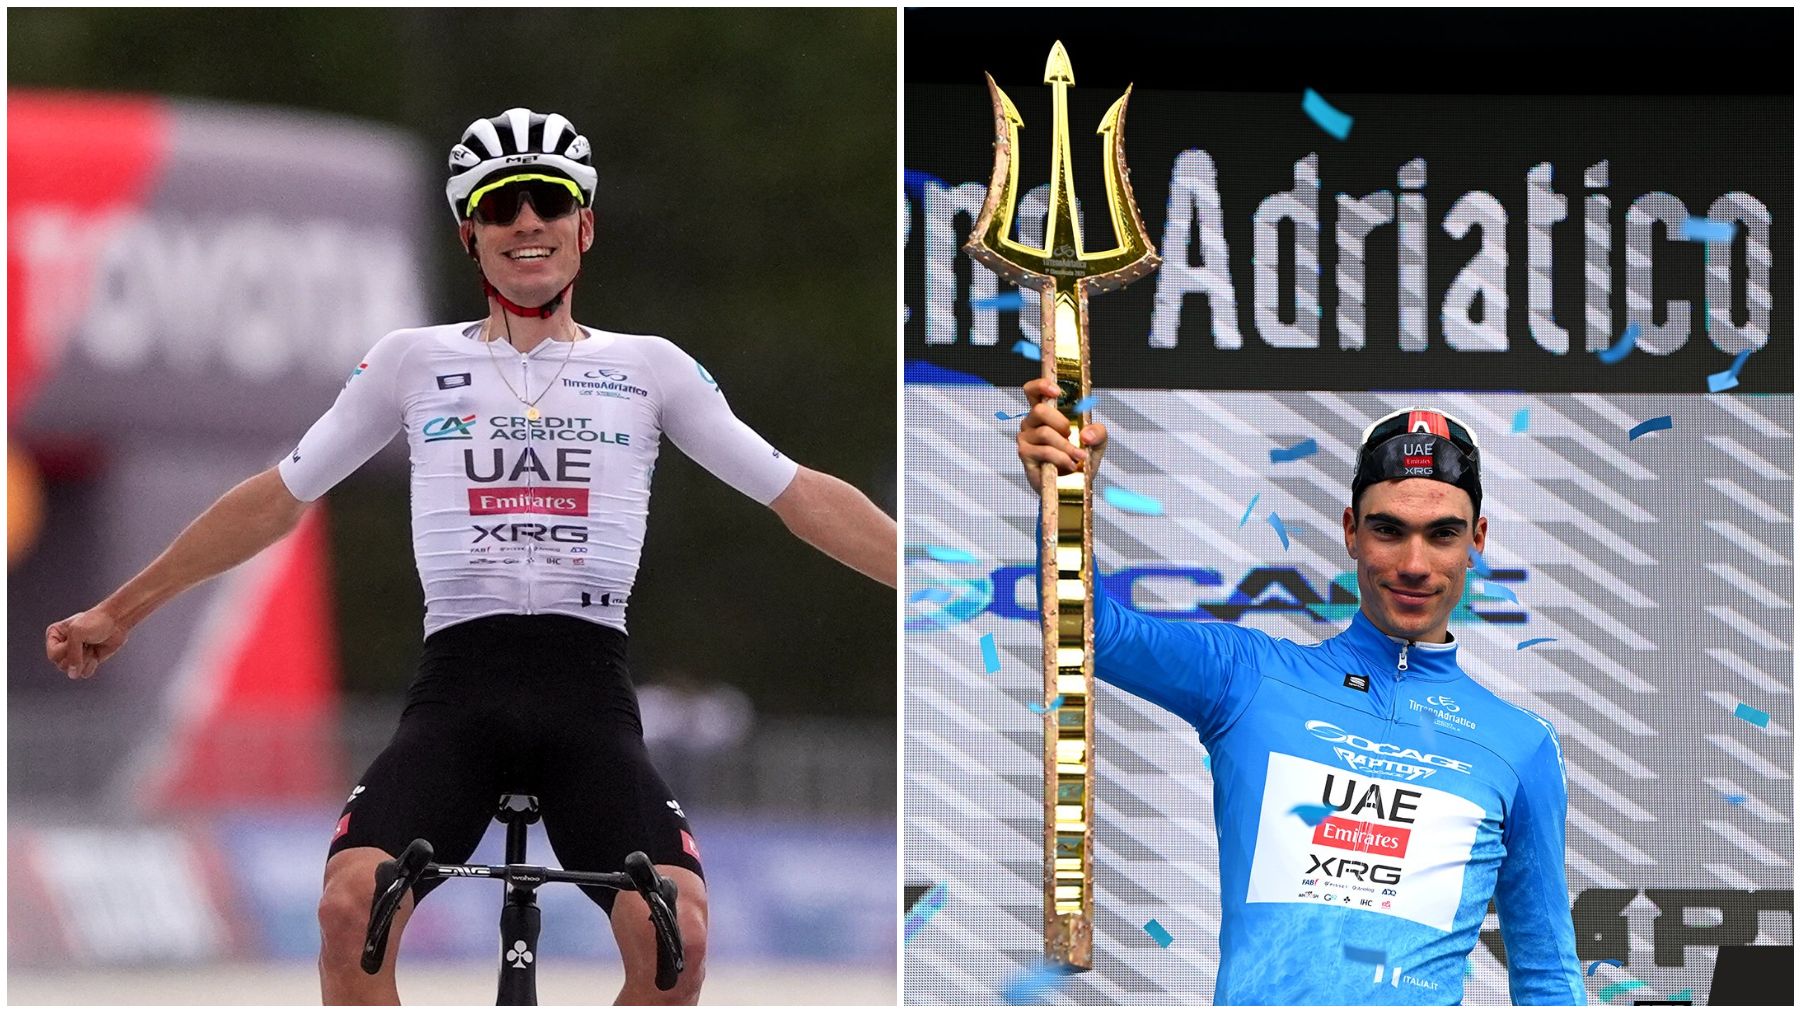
[461,188,593,308]
[1343,478,1487,644]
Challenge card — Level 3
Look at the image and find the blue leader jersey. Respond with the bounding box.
[1094,592,1586,1005]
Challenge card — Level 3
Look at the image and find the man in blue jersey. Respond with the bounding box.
[1017,379,1585,1005]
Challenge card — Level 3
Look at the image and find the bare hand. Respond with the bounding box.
[46,608,129,679]
[1016,378,1108,494]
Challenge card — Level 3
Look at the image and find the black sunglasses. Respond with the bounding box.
[469,177,583,226]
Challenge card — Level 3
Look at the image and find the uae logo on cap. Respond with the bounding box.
[1402,440,1436,470]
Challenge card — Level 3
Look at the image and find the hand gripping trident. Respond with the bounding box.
[965,41,1160,971]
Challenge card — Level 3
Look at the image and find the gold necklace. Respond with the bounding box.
[481,319,581,421]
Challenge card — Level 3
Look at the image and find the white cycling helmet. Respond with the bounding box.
[444,107,597,226]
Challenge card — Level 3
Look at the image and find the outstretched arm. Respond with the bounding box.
[45,467,308,678]
[769,466,895,587]
[46,330,407,680]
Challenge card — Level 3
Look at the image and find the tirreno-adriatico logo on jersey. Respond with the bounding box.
[423,414,478,441]
[1409,695,1478,731]
[563,368,649,399]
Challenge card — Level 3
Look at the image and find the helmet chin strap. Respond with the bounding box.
[481,270,579,319]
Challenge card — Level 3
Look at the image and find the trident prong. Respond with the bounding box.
[967,40,1160,293]
[963,41,1162,975]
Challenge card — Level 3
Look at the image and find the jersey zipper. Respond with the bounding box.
[520,350,536,615]
[1388,640,1411,724]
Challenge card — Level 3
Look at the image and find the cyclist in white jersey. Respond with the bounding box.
[46,107,896,1005]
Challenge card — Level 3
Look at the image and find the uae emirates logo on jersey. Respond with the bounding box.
[467,487,589,516]
[1246,752,1482,933]
[1312,814,1412,858]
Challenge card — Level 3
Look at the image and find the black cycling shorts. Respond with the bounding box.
[327,614,703,913]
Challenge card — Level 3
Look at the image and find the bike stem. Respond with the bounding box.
[496,796,543,1006]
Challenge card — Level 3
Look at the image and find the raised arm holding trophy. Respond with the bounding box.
[966,40,1160,972]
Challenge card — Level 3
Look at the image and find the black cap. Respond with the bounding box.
[1351,407,1483,516]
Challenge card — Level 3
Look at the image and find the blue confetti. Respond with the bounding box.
[1301,88,1353,140]
[906,578,996,633]
[1269,438,1318,463]
[1596,322,1640,364]
[1268,512,1291,550]
[1734,702,1770,728]
[1201,754,1211,771]
[995,410,1028,421]
[1103,485,1164,516]
[1516,637,1558,650]
[972,290,1025,312]
[909,588,952,604]
[1627,415,1672,441]
[1585,958,1623,976]
[1238,494,1260,529]
[1000,962,1072,1005]
[1469,548,1493,577]
[1708,349,1752,393]
[1344,944,1387,966]
[1012,339,1041,362]
[923,545,977,564]
[1722,793,1748,806]
[1070,395,1097,415]
[1028,694,1065,715]
[1290,803,1334,827]
[980,633,1001,674]
[1668,989,1694,1003]
[1598,980,1648,1002]
[1142,919,1174,948]
[1512,408,1530,433]
[1680,216,1736,243]
[903,882,947,943]
[1470,580,1518,603]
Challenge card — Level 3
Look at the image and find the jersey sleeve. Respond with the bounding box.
[1091,583,1264,745]
[1495,720,1588,1005]
[277,331,409,502]
[645,338,798,505]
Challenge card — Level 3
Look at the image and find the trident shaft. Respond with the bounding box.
[965,40,1160,972]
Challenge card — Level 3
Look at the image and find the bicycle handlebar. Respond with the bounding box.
[359,842,683,991]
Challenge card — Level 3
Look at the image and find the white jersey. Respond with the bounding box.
[278,322,798,637]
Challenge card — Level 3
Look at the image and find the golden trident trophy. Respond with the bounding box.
[966,41,1160,971]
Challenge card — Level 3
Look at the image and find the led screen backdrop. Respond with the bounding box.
[902,78,1792,1005]
[905,87,1790,392]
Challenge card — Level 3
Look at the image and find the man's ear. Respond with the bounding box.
[579,208,595,253]
[461,222,477,259]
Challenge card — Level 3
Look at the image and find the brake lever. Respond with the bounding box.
[622,851,685,991]
[361,838,434,975]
